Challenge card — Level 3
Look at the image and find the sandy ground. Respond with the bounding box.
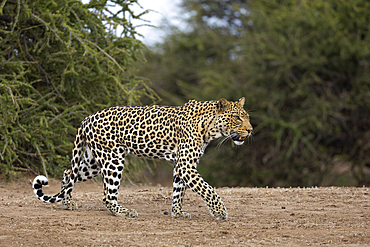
[0,175,369,246]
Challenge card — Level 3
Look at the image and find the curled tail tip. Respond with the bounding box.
[32,175,48,200]
[33,175,49,187]
[32,175,64,203]
[32,175,61,203]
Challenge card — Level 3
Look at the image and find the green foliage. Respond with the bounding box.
[138,0,370,186]
[0,0,157,180]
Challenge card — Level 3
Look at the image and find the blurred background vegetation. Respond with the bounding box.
[137,0,370,187]
[1,0,369,187]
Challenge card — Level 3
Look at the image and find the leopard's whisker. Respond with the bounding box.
[216,136,231,150]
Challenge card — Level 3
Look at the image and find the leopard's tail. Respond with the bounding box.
[32,175,65,203]
[32,122,87,204]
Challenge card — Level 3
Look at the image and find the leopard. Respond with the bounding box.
[32,97,253,220]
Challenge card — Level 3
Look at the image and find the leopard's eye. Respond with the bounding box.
[234,115,242,122]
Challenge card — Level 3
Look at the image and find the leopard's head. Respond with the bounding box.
[216,97,253,146]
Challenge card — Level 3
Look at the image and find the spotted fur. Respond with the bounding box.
[32,98,253,220]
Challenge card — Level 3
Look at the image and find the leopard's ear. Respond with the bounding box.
[238,97,245,108]
[217,98,230,114]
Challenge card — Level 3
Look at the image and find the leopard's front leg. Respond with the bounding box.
[171,171,191,218]
[174,163,227,220]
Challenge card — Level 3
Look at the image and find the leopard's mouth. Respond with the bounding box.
[231,133,246,145]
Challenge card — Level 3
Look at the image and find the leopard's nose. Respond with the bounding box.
[247,129,253,134]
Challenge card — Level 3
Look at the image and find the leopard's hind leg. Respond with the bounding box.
[93,150,137,217]
[61,169,77,210]
[61,146,101,210]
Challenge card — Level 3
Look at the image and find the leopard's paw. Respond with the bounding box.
[211,206,228,220]
[125,208,138,218]
[172,211,191,219]
[62,200,78,210]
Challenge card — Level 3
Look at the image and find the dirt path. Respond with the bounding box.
[0,176,369,246]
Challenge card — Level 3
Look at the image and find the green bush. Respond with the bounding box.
[0,0,157,180]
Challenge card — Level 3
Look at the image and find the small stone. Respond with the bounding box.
[164,211,169,215]
[282,206,286,209]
